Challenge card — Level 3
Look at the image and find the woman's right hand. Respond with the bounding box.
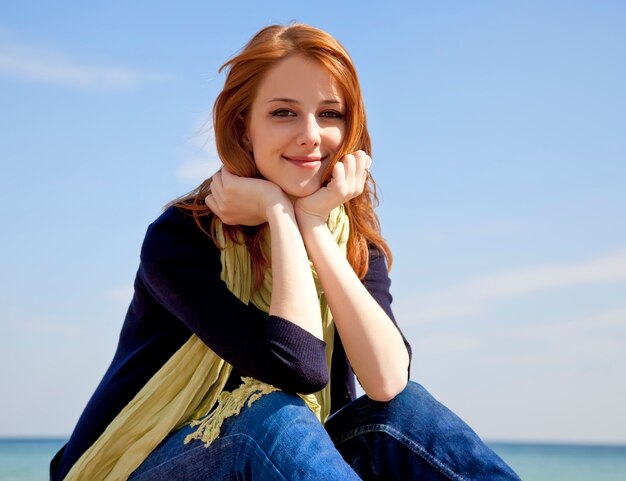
[205,168,289,226]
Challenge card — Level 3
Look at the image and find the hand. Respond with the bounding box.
[205,168,288,225]
[294,150,371,223]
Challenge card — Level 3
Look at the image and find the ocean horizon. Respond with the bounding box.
[1,437,625,480]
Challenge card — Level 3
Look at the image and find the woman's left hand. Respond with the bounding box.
[294,150,371,223]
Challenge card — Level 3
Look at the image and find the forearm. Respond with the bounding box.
[266,203,323,340]
[140,207,329,392]
[297,214,410,401]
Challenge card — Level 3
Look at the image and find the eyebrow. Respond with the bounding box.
[267,97,343,105]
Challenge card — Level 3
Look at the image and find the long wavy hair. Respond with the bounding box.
[169,23,392,287]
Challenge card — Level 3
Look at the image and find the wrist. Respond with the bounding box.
[295,200,330,222]
[294,205,328,231]
[265,195,295,222]
[262,186,291,219]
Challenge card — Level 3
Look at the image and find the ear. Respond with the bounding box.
[237,114,253,150]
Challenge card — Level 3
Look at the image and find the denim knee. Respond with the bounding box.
[325,381,522,481]
[132,390,359,481]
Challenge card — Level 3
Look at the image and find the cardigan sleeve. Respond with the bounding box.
[138,206,329,394]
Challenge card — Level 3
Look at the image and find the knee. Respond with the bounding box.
[400,380,430,400]
[375,380,431,406]
[392,380,449,415]
[230,390,320,439]
[361,380,449,428]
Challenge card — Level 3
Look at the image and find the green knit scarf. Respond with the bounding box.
[62,205,349,481]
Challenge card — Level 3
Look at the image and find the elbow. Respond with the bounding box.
[264,316,329,393]
[365,374,409,402]
[266,355,329,394]
[364,350,411,402]
[294,364,329,394]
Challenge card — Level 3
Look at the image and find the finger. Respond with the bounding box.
[351,147,366,167]
[350,151,368,193]
[346,152,367,196]
[211,170,223,187]
[221,167,234,182]
[329,161,350,198]
[210,172,224,201]
[343,153,356,183]
[351,150,366,168]
[205,194,232,224]
[204,193,218,214]
[360,152,372,184]
[220,167,245,197]
[331,160,346,186]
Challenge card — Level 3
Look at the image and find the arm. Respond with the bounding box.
[139,205,328,394]
[295,152,410,401]
[205,169,323,339]
[296,212,410,401]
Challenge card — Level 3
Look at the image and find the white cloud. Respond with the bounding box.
[515,305,626,339]
[486,306,626,367]
[0,38,168,90]
[175,119,222,183]
[398,246,626,324]
[175,155,221,183]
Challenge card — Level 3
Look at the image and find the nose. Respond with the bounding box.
[296,114,321,147]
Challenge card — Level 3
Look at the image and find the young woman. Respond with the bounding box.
[50,24,521,481]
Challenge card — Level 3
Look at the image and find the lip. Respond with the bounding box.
[283,155,325,162]
[282,155,326,169]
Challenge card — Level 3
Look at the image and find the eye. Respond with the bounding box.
[270,109,295,117]
[320,110,345,119]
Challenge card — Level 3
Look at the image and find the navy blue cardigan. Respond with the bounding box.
[50,205,411,481]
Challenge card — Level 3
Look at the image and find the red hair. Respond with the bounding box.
[170,23,392,286]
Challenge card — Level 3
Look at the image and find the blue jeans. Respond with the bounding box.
[129,381,521,480]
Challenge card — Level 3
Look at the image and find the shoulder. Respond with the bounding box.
[364,244,390,280]
[362,243,393,308]
[145,204,212,242]
[146,204,207,234]
[141,204,217,265]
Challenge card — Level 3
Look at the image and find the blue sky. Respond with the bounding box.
[1,1,625,443]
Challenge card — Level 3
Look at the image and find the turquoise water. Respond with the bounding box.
[1,438,625,480]
[490,442,626,481]
[0,438,65,481]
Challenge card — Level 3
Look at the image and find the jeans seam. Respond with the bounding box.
[133,433,294,481]
[333,423,469,481]
[129,440,207,480]
[246,434,291,481]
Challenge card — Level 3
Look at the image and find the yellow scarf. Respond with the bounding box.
[62,205,349,481]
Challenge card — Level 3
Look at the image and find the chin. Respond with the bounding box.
[284,183,321,198]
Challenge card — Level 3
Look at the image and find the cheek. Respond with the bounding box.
[254,124,292,151]
[327,125,346,147]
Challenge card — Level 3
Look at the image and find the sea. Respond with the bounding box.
[0,438,625,480]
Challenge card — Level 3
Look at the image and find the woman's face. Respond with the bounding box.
[245,54,347,198]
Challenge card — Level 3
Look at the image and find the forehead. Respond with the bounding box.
[253,54,344,103]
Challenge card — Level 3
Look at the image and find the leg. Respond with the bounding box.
[324,381,522,481]
[129,390,362,481]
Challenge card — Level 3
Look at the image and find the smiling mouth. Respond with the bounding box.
[282,155,327,168]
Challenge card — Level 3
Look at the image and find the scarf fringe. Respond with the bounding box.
[183,377,324,449]
[184,377,280,447]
